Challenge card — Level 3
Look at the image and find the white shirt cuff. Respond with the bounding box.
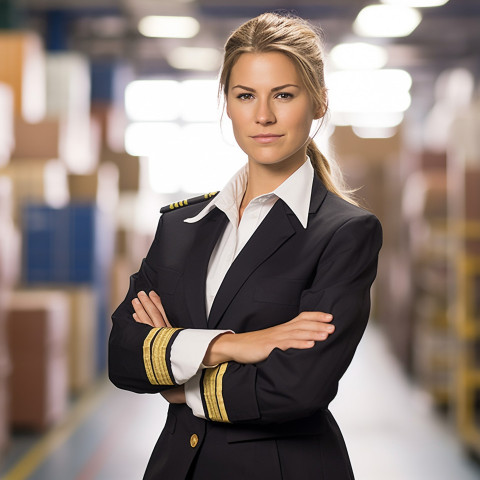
[185,372,206,419]
[169,329,232,384]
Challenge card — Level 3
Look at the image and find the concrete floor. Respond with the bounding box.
[1,323,480,480]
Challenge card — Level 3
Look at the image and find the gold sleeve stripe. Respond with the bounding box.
[143,327,183,385]
[203,363,230,423]
[143,328,161,385]
[151,327,183,385]
[216,363,229,422]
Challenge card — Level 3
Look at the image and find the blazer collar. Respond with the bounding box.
[184,159,315,229]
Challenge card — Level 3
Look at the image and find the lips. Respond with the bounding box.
[251,133,284,144]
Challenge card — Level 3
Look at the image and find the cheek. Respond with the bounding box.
[229,108,249,132]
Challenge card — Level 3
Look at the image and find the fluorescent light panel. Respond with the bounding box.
[328,69,412,114]
[330,43,388,70]
[125,79,220,122]
[382,0,449,6]
[146,123,245,194]
[125,80,181,121]
[138,16,200,38]
[354,5,422,37]
[167,47,222,71]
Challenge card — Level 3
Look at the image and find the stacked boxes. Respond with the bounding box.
[6,291,69,431]
[0,158,69,224]
[21,203,115,375]
[0,177,20,452]
[449,96,480,455]
[0,28,134,443]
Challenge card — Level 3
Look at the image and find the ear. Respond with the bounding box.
[314,89,328,119]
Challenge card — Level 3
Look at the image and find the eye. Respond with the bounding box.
[275,92,293,100]
[237,93,254,100]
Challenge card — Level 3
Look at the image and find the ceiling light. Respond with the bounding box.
[138,16,200,38]
[354,5,422,37]
[166,47,222,71]
[332,112,404,128]
[125,122,181,156]
[352,126,398,138]
[125,80,181,121]
[330,42,388,70]
[381,0,449,6]
[327,69,412,114]
[180,80,220,122]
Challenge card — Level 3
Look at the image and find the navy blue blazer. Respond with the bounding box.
[109,173,382,480]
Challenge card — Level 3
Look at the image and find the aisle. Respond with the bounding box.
[1,323,479,480]
[330,324,480,480]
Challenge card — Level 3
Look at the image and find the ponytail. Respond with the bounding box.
[307,139,358,206]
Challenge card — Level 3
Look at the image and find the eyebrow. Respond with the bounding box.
[231,84,300,92]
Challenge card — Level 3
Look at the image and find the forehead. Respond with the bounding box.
[229,52,301,88]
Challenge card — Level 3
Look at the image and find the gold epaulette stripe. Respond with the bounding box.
[203,363,230,423]
[161,191,218,213]
[152,327,183,385]
[143,328,161,385]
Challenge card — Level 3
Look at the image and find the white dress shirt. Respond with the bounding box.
[168,158,314,418]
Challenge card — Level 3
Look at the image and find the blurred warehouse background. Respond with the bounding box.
[1,0,480,479]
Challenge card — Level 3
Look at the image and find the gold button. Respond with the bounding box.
[190,434,199,448]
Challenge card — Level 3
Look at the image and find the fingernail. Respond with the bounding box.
[132,298,139,305]
[138,291,146,296]
[149,290,157,297]
[327,326,334,332]
[326,314,333,320]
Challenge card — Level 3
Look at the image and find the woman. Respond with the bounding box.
[109,12,382,480]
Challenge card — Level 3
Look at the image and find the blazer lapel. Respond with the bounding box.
[208,199,296,329]
[183,207,229,329]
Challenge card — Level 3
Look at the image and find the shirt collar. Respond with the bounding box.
[184,158,314,229]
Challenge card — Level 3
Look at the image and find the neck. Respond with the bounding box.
[241,156,307,207]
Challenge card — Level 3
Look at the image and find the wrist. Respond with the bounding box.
[203,332,236,365]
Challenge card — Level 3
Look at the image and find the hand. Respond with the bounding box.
[204,311,335,365]
[132,290,171,328]
[161,385,186,404]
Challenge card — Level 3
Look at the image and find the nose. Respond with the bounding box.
[255,98,276,125]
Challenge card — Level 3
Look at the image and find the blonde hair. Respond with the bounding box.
[219,12,357,205]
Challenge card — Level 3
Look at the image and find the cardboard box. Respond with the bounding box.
[12,117,62,159]
[46,52,90,119]
[21,203,114,285]
[6,290,69,431]
[0,31,46,123]
[99,147,140,192]
[0,176,13,221]
[0,83,14,167]
[0,159,69,225]
[68,162,119,212]
[65,287,97,393]
[330,125,402,163]
[0,368,9,455]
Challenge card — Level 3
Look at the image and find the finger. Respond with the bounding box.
[294,311,333,323]
[290,327,332,341]
[132,308,153,327]
[137,291,166,328]
[278,339,316,351]
[283,320,335,336]
[148,291,171,327]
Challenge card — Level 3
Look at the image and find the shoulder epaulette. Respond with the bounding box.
[160,191,219,213]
